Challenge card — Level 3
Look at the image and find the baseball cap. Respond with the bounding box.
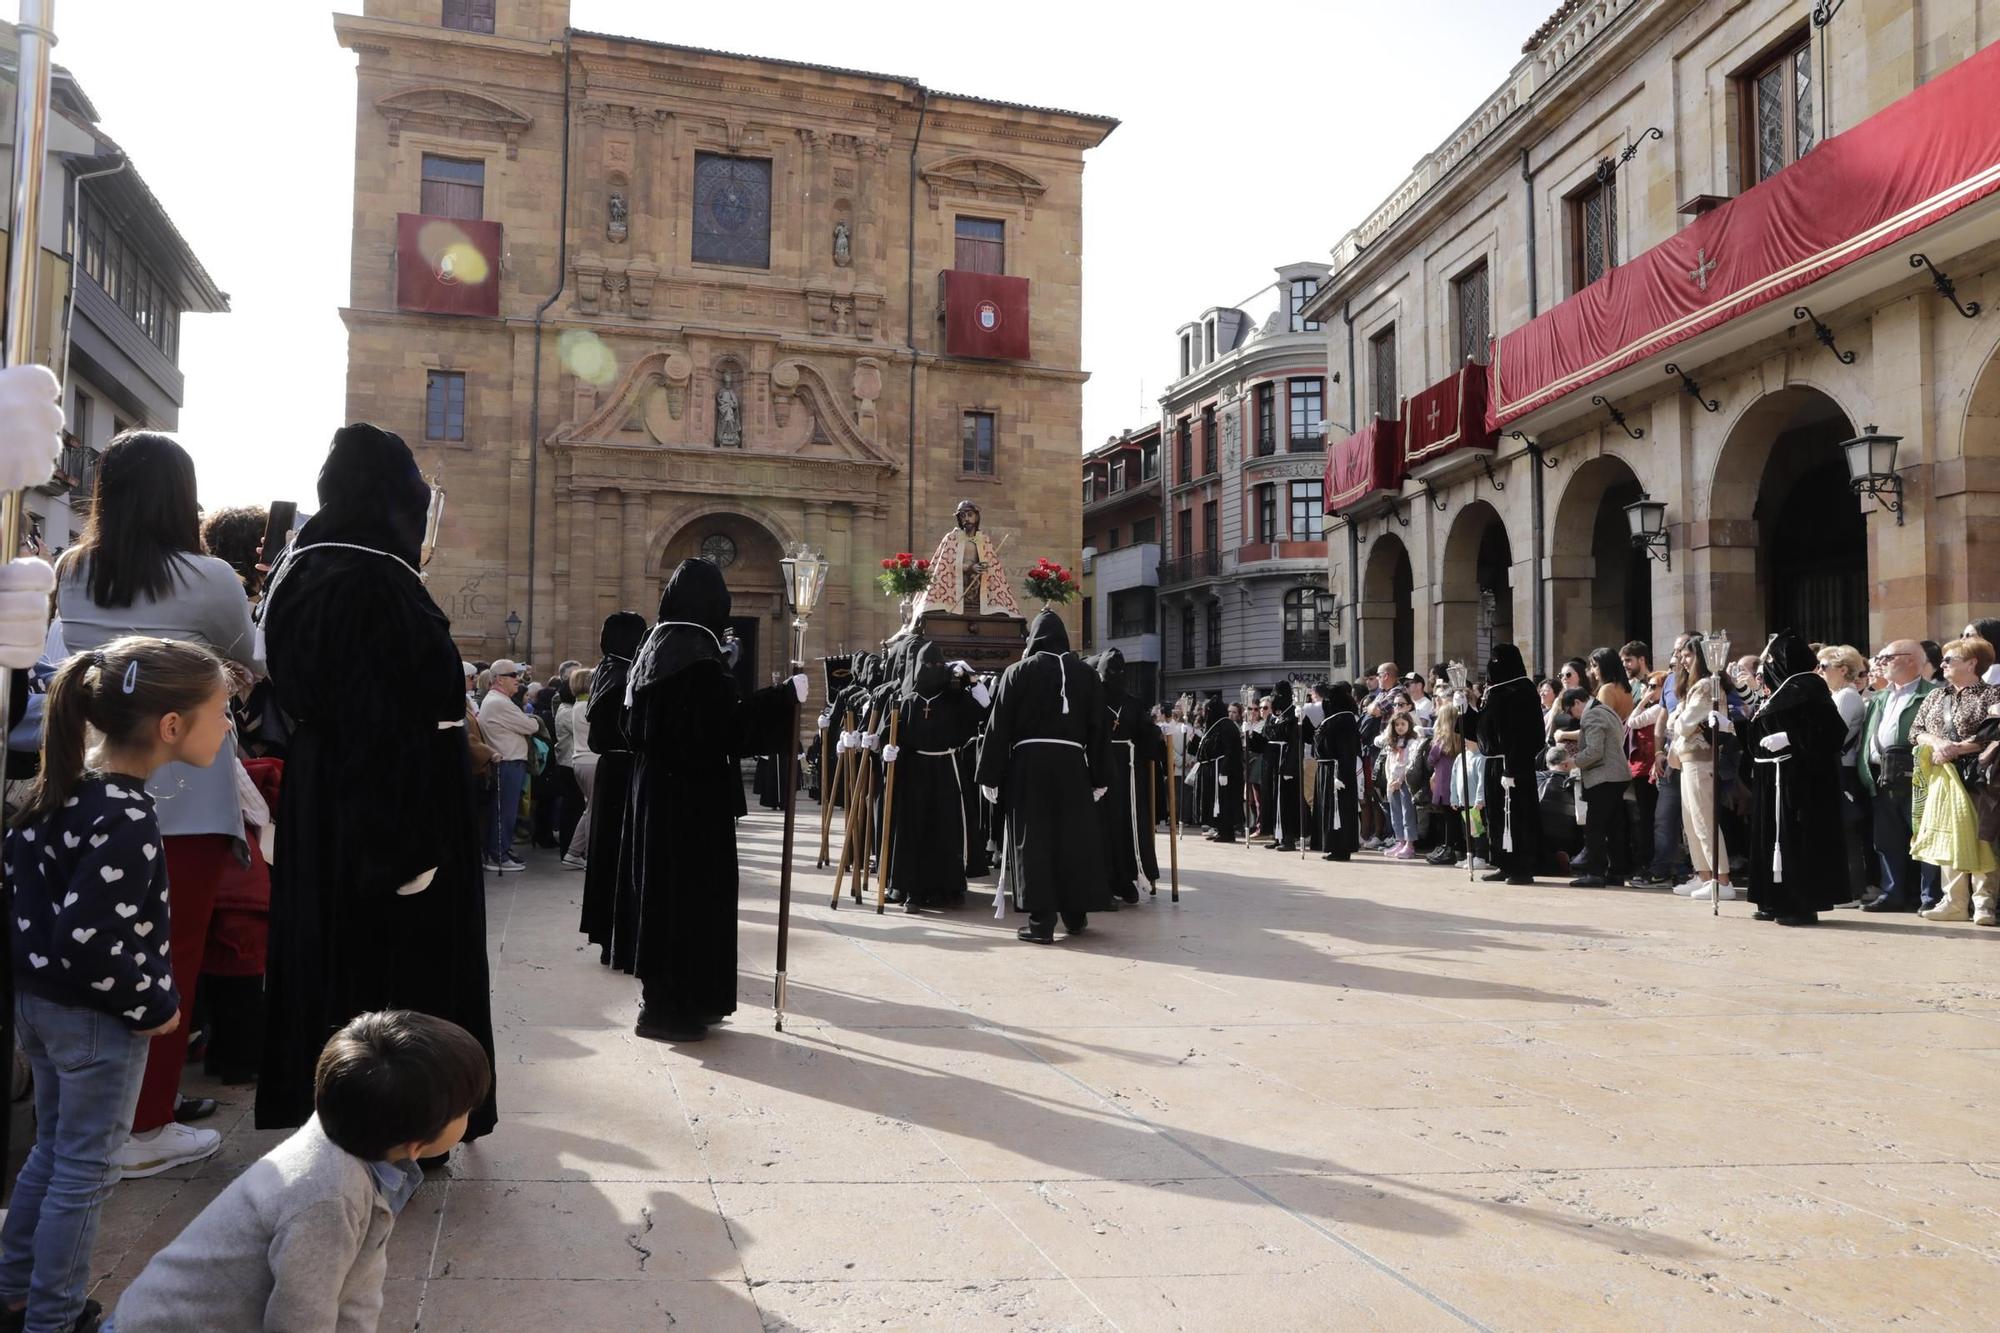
[490,659,523,678]
[462,662,477,678]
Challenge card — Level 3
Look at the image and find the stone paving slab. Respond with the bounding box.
[78,806,2000,1330]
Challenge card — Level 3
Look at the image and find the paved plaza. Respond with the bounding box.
[82,806,2000,1330]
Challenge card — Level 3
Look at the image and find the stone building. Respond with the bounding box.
[334,1,1115,689]
[1305,0,2000,679]
[1157,264,1335,706]
[1080,423,1162,703]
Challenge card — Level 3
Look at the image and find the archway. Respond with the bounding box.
[661,512,788,694]
[1359,532,1414,676]
[1943,336,2000,630]
[1437,500,1516,674]
[1550,455,1650,666]
[1709,386,1863,650]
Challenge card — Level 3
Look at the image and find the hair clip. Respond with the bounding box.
[88,650,106,669]
[122,661,139,695]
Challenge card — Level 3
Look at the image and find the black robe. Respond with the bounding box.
[580,612,646,971]
[1093,650,1161,899]
[258,424,496,1138]
[975,611,1108,918]
[1250,694,1304,846]
[1470,645,1543,880]
[1197,716,1245,838]
[1313,705,1361,859]
[626,561,795,1020]
[880,645,987,906]
[1740,638,1850,917]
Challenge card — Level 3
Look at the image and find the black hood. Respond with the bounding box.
[1487,642,1530,684]
[1759,630,1817,692]
[884,638,913,692]
[855,652,882,691]
[600,611,646,660]
[1095,648,1128,703]
[907,641,952,697]
[658,557,731,633]
[1025,608,1070,657]
[297,423,430,565]
[1272,679,1294,710]
[1325,681,1356,713]
[629,560,730,698]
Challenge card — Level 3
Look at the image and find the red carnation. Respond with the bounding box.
[917,559,930,570]
[1059,572,1072,584]
[881,558,894,569]
[899,553,913,566]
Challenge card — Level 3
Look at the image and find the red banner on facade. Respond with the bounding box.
[396,213,503,318]
[1489,38,2000,425]
[941,270,1031,361]
[1402,362,1495,466]
[1324,416,1404,513]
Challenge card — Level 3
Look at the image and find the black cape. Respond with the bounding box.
[625,560,794,1019]
[975,611,1108,916]
[1093,650,1162,898]
[1469,644,1543,878]
[880,643,987,906]
[1197,714,1245,837]
[1313,686,1361,859]
[1249,682,1304,846]
[258,424,496,1137]
[1740,632,1849,916]
[580,610,647,970]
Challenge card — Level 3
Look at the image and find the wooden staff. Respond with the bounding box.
[817,707,850,867]
[1146,757,1157,897]
[847,708,879,905]
[1166,733,1181,901]
[874,709,902,913]
[830,715,865,908]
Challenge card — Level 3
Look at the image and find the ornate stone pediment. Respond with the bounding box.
[920,155,1047,215]
[378,87,534,158]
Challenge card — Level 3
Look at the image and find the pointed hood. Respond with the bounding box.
[1487,642,1529,685]
[297,423,430,566]
[1324,681,1356,713]
[1759,629,1817,693]
[1096,648,1128,704]
[599,611,646,660]
[1024,608,1071,657]
[907,641,952,698]
[628,559,731,699]
[1272,678,1294,710]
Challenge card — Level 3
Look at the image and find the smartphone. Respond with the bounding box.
[261,501,298,569]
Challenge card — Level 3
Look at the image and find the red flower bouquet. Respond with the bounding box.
[876,552,933,599]
[1023,558,1079,606]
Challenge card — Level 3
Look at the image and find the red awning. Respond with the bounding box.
[1489,38,2000,427]
[1324,417,1404,513]
[1402,362,1496,466]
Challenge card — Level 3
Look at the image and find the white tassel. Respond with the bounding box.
[1059,656,1070,714]
[1771,757,1785,882]
[1502,774,1514,854]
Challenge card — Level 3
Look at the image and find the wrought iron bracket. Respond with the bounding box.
[1591,395,1645,439]
[1596,126,1663,186]
[1811,0,1846,26]
[1506,431,1559,468]
[1910,253,1981,319]
[1479,453,1506,492]
[1851,476,1906,526]
[1422,481,1447,513]
[1664,362,1719,413]
[1794,306,1856,363]
[1387,496,1410,528]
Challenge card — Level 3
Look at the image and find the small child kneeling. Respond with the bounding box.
[104,1011,489,1333]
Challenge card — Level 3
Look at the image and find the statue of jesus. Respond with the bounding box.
[910,500,1023,619]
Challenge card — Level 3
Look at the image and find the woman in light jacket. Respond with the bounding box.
[1668,638,1733,901]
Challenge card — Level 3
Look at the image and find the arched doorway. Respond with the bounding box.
[1949,337,2000,630]
[660,513,787,694]
[1437,500,1515,673]
[1360,533,1414,675]
[1551,456,1650,664]
[1709,386,1864,650]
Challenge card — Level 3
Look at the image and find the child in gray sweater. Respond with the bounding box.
[104,1012,490,1333]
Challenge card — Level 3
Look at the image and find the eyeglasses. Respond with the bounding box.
[1872,652,1911,664]
[1943,654,1976,666]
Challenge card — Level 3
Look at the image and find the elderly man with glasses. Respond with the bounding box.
[1856,639,1941,911]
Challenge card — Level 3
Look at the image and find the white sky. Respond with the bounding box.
[57,0,1556,510]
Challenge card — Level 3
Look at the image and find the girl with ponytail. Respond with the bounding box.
[2,636,230,1333]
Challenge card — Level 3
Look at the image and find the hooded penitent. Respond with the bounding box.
[1024,607,1071,658]
[1469,641,1544,879]
[1313,679,1362,858]
[258,422,497,1139]
[579,609,649,970]
[1739,627,1849,917]
[629,559,730,699]
[1758,629,1818,695]
[881,640,988,909]
[1091,647,1160,896]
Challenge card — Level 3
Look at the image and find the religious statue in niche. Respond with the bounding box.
[832,219,851,267]
[606,190,628,243]
[714,372,743,448]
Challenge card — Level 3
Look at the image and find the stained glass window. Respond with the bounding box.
[1370,327,1397,419]
[1572,181,1615,290]
[692,153,772,269]
[1453,261,1490,365]
[1757,65,1785,181]
[1746,34,1814,185]
[1794,45,1815,155]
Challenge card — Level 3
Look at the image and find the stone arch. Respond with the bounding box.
[1705,384,1863,650]
[1359,533,1414,676]
[1549,454,1650,663]
[652,510,794,691]
[1939,331,2000,630]
[1437,499,1515,673]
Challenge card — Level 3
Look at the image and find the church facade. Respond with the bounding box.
[334,1,1115,691]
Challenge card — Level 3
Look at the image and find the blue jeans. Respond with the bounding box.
[488,758,528,863]
[1388,788,1417,844]
[1872,786,1940,906]
[1653,766,1692,880]
[0,993,149,1333]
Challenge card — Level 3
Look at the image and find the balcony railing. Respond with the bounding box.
[1236,539,1328,564]
[1287,436,1326,453]
[1284,632,1332,662]
[1158,551,1223,585]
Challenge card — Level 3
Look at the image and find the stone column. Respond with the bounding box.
[622,490,650,613]
[569,486,598,659]
[825,502,855,655]
[854,139,881,268]
[577,102,608,242]
[805,130,831,273]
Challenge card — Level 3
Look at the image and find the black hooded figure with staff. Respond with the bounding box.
[977,609,1109,943]
[1465,643,1542,885]
[1249,679,1303,851]
[878,641,991,913]
[624,558,804,1041]
[1314,681,1362,861]
[1739,630,1850,926]
[1094,648,1160,902]
[1196,698,1244,842]
[578,610,647,970]
[257,424,498,1141]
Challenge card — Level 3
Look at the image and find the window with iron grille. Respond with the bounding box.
[1109,588,1156,638]
[1288,378,1324,451]
[1255,382,1276,455]
[1176,508,1193,560]
[1206,602,1223,666]
[1369,327,1398,419]
[1202,500,1218,556]
[1288,480,1324,542]
[1132,516,1157,546]
[1289,278,1322,332]
[1283,588,1330,660]
[1181,607,1195,668]
[1569,178,1616,291]
[442,0,496,32]
[1452,261,1490,365]
[692,153,773,268]
[960,411,996,475]
[426,370,467,441]
[954,216,1005,274]
[1201,405,1217,474]
[420,154,485,220]
[1256,484,1277,545]
[1743,33,1814,186]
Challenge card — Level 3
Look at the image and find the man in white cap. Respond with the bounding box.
[478,660,541,872]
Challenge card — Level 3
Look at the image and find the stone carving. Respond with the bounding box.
[1222,404,1241,468]
[607,190,628,243]
[376,86,533,159]
[715,373,742,448]
[833,219,851,267]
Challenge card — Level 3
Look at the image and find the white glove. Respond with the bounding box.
[397,868,437,897]
[0,365,63,494]
[790,673,809,702]
[817,707,835,728]
[1218,775,1228,786]
[0,558,54,669]
[1759,730,1790,752]
[863,733,881,752]
[980,785,999,804]
[971,681,992,708]
[844,730,862,749]
[1092,787,1108,802]
[1500,776,1515,790]
[950,659,974,675]
[882,744,900,763]
[835,733,852,753]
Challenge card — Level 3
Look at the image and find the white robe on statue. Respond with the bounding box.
[911,528,1024,619]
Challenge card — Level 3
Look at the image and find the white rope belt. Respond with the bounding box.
[1014,738,1083,750]
[1755,752,1790,880]
[916,748,958,757]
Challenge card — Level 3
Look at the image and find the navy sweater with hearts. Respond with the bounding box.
[8,773,179,1030]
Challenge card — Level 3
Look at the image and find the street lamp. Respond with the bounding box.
[504,609,521,656]
[1624,494,1671,569]
[1840,425,1904,526]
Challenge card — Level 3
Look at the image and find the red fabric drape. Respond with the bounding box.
[1403,362,1495,465]
[1489,39,2000,426]
[941,270,1031,361]
[1324,417,1404,512]
[396,213,504,318]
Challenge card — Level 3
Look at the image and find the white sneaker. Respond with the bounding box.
[116,1122,222,1179]
[1690,882,1737,901]
[1359,837,1383,851]
[1465,856,1487,871]
[560,853,587,870]
[1671,878,1703,896]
